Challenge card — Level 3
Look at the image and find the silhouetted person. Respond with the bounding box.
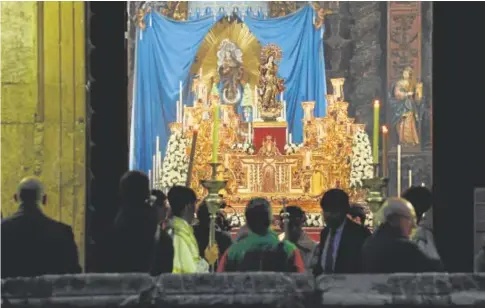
[402,186,432,223]
[278,206,316,271]
[193,201,233,267]
[151,186,218,274]
[103,171,158,273]
[217,198,305,273]
[312,189,371,275]
[361,198,443,273]
[2,177,81,278]
[151,189,169,226]
[403,186,440,260]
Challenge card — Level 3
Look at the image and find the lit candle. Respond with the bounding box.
[212,102,220,163]
[397,144,401,196]
[373,100,380,164]
[408,168,413,188]
[382,126,389,177]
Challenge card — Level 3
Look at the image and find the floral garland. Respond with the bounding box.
[230,142,255,155]
[225,212,324,228]
[161,131,190,188]
[284,142,303,155]
[350,130,374,188]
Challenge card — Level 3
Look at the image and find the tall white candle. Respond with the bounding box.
[397,144,401,196]
[182,103,185,125]
[179,80,183,105]
[408,169,413,188]
[177,100,181,123]
[153,155,157,188]
[254,86,258,120]
[148,170,152,189]
[280,91,284,103]
[248,122,252,143]
[289,133,292,144]
[155,136,160,183]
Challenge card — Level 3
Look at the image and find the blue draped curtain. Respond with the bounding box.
[243,6,327,143]
[130,6,326,173]
[129,13,221,171]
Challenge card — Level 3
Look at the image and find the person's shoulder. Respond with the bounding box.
[346,219,371,237]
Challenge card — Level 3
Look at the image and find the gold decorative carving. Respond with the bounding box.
[311,3,333,29]
[160,1,188,21]
[192,20,261,91]
[269,1,297,18]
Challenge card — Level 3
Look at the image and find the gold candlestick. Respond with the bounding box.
[200,163,227,272]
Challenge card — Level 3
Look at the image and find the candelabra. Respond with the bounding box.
[200,162,227,272]
[362,164,389,215]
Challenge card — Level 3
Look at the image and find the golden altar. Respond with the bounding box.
[174,78,367,214]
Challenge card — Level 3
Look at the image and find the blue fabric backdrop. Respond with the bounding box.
[243,6,327,143]
[129,13,221,171]
[130,5,327,173]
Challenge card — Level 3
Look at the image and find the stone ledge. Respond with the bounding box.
[2,273,485,307]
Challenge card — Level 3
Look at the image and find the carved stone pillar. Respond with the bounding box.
[347,2,383,137]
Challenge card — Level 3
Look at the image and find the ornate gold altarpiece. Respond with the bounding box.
[172,78,366,214]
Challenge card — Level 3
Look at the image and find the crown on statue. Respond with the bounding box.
[260,43,283,63]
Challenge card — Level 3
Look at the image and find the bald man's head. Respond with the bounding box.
[15,177,46,207]
[381,197,416,237]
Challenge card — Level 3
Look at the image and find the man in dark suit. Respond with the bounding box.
[101,171,160,273]
[361,198,443,273]
[312,189,371,276]
[2,177,81,278]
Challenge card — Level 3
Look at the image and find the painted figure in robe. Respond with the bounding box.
[217,39,244,105]
[390,66,424,147]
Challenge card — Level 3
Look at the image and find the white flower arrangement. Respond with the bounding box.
[349,130,374,188]
[284,143,303,155]
[231,142,255,155]
[161,131,190,188]
[304,213,324,228]
[226,212,245,228]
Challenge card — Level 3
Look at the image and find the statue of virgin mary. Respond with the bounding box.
[217,39,244,105]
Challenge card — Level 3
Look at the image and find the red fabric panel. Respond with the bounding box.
[253,126,287,154]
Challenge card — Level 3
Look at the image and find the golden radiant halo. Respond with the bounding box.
[191,19,262,88]
[260,43,283,63]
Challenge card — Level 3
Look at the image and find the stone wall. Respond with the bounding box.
[0,2,87,267]
[3,273,485,307]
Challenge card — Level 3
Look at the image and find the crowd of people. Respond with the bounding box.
[5,170,477,279]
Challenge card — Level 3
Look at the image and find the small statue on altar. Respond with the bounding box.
[390,66,424,147]
[258,44,285,121]
[217,39,244,105]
